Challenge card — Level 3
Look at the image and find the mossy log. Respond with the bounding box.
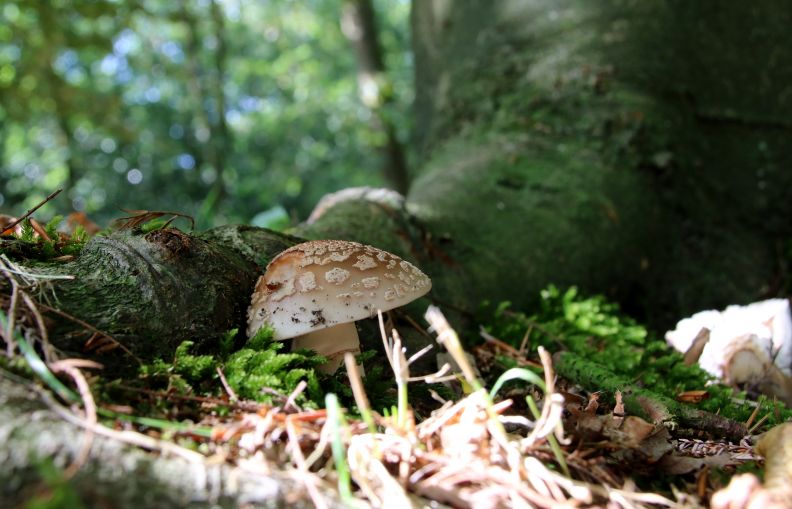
[554,352,747,442]
[19,226,298,361]
[0,374,339,508]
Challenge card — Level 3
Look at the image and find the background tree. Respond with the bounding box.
[0,0,412,227]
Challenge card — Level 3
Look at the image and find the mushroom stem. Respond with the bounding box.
[292,321,361,374]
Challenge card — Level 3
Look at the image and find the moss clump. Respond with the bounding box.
[139,328,326,408]
[483,285,792,427]
[1,217,89,261]
[223,328,324,405]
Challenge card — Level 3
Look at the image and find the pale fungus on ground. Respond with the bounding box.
[246,239,432,373]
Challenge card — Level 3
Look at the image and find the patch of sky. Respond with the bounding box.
[126,168,143,184]
[160,40,184,63]
[113,29,139,56]
[176,153,196,170]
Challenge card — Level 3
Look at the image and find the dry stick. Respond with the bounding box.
[38,303,140,364]
[49,359,99,479]
[479,327,542,368]
[744,400,762,429]
[114,384,263,413]
[215,366,238,402]
[21,291,56,362]
[283,380,307,413]
[377,309,396,373]
[518,324,533,357]
[32,381,207,463]
[286,417,329,509]
[402,314,435,342]
[1,188,63,235]
[748,412,771,435]
[4,279,19,356]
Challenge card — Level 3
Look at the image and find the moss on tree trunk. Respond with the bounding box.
[25,226,297,361]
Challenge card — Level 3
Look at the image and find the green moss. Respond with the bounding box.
[23,460,86,509]
[137,327,327,408]
[1,217,89,261]
[483,285,792,428]
[223,328,325,406]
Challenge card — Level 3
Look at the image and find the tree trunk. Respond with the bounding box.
[403,0,792,327]
[24,226,298,362]
[342,0,411,194]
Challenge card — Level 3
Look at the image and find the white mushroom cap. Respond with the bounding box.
[247,239,432,340]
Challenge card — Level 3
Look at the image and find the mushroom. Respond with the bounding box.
[247,239,432,373]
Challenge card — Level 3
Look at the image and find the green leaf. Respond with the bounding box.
[490,367,546,399]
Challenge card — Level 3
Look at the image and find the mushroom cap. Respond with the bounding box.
[247,239,432,339]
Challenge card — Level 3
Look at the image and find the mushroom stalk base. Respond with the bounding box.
[291,322,361,374]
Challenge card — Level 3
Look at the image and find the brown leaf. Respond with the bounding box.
[676,390,710,403]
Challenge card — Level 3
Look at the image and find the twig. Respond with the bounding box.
[0,188,63,236]
[744,400,762,429]
[4,279,19,356]
[215,366,238,402]
[113,384,264,412]
[479,326,542,368]
[21,291,55,362]
[31,379,207,463]
[286,416,329,509]
[402,314,435,341]
[748,412,771,435]
[518,324,533,357]
[283,380,306,413]
[38,303,140,364]
[49,359,101,479]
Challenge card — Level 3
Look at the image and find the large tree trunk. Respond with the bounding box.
[4,1,792,505]
[310,0,792,328]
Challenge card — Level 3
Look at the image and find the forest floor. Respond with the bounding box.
[2,213,791,508]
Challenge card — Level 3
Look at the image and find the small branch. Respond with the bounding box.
[554,351,748,442]
[1,189,63,235]
[38,303,140,364]
[215,366,238,402]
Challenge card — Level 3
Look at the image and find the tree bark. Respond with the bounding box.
[405,0,792,327]
[26,225,299,362]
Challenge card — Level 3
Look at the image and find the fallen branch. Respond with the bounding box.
[554,351,748,442]
[0,189,63,236]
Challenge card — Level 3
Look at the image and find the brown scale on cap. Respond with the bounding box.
[247,239,431,373]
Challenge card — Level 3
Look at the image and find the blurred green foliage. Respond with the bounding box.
[0,0,412,228]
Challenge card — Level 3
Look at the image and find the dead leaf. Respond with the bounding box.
[676,390,709,403]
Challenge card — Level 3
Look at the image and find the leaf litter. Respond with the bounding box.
[0,202,789,507]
